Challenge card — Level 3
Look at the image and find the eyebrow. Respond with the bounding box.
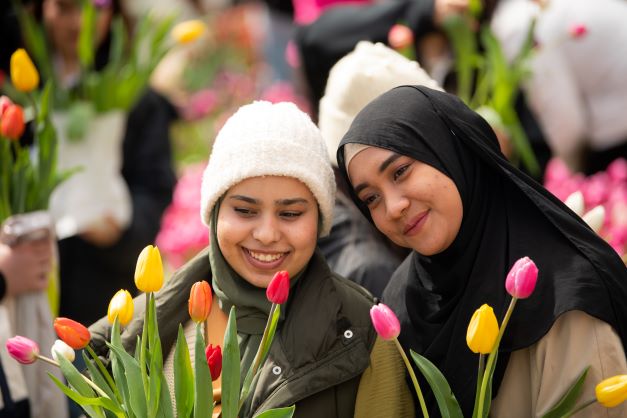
[353,153,403,195]
[229,195,309,206]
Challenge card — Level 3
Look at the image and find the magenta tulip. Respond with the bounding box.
[6,336,39,364]
[266,270,290,304]
[505,257,539,299]
[370,303,401,340]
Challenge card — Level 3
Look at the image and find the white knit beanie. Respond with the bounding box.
[200,101,336,236]
[319,41,443,166]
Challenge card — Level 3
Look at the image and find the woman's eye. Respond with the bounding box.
[234,207,255,216]
[280,211,302,219]
[361,194,378,207]
[393,164,410,181]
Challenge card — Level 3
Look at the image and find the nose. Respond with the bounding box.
[252,214,281,245]
[385,192,409,220]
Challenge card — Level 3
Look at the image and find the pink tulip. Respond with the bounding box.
[544,158,572,184]
[569,24,588,39]
[6,336,39,364]
[505,257,538,299]
[388,24,414,50]
[370,303,401,340]
[266,271,290,304]
[607,159,627,184]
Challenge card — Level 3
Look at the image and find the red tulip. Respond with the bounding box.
[370,303,401,340]
[266,270,290,304]
[0,95,12,118]
[505,257,538,299]
[188,280,212,323]
[53,317,91,349]
[570,24,587,39]
[205,344,222,381]
[0,104,25,140]
[6,336,39,364]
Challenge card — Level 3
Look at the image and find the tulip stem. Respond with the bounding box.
[37,355,111,399]
[477,297,517,417]
[567,398,596,416]
[394,338,429,418]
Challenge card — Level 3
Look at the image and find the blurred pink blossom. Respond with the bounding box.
[292,0,371,25]
[261,82,311,115]
[183,89,219,121]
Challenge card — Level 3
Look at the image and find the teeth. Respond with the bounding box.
[249,250,283,262]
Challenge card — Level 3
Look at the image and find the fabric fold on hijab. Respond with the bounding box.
[336,85,627,416]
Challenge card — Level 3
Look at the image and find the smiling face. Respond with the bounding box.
[348,147,463,255]
[216,176,319,288]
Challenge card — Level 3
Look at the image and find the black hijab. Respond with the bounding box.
[337,85,627,416]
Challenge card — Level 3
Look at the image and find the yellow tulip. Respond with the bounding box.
[171,19,207,44]
[107,289,134,326]
[10,49,39,93]
[596,375,627,408]
[134,245,164,292]
[466,304,499,354]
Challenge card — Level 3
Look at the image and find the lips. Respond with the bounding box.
[403,211,429,236]
[243,248,289,269]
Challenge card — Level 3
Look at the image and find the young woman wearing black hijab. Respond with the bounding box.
[336,85,627,417]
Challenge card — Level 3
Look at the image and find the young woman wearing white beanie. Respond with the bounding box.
[89,100,415,417]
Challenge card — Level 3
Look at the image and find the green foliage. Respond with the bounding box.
[541,367,590,418]
[410,351,463,418]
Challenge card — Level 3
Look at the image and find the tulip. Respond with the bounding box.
[53,317,91,349]
[505,256,538,299]
[10,49,39,93]
[266,270,290,304]
[6,336,39,364]
[564,191,585,217]
[583,205,605,234]
[466,304,499,354]
[134,245,164,292]
[388,24,414,50]
[189,280,212,323]
[0,104,25,140]
[570,24,588,39]
[107,289,134,326]
[205,344,222,381]
[171,20,207,45]
[596,375,627,408]
[51,339,75,363]
[370,303,401,340]
[0,95,12,118]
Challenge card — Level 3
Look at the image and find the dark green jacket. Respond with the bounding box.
[89,248,378,417]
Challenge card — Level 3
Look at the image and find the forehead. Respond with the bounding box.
[347,147,399,180]
[227,176,314,199]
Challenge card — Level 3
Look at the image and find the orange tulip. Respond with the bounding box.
[53,317,91,349]
[1,104,25,140]
[188,280,212,323]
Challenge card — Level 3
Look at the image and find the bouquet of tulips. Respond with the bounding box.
[5,245,296,418]
[370,256,627,417]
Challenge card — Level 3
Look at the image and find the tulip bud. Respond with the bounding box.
[107,289,134,326]
[583,205,605,234]
[466,304,499,354]
[1,104,25,140]
[370,303,401,340]
[266,270,290,304]
[564,191,585,217]
[0,95,13,118]
[51,339,75,363]
[6,336,39,364]
[171,20,207,45]
[596,375,627,408]
[53,317,91,349]
[505,256,538,299]
[189,280,212,323]
[388,24,414,50]
[205,344,222,381]
[134,245,164,293]
[10,49,39,93]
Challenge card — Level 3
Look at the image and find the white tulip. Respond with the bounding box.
[51,339,75,363]
[583,205,605,234]
[564,191,585,216]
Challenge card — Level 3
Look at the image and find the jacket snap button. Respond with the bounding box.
[272,366,282,375]
[344,329,353,339]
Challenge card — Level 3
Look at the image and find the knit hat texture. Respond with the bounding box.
[201,101,336,236]
[319,41,442,166]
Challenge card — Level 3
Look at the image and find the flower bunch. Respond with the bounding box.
[371,256,627,417]
[5,246,296,418]
[0,49,71,224]
[544,157,627,259]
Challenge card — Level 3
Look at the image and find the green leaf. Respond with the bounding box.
[253,405,296,418]
[174,325,194,418]
[221,306,240,418]
[48,373,125,418]
[194,323,213,418]
[541,367,590,418]
[107,340,148,418]
[85,345,122,404]
[410,350,464,418]
[82,351,121,409]
[78,0,96,70]
[477,350,498,418]
[56,352,105,418]
[156,369,175,418]
[109,317,133,417]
